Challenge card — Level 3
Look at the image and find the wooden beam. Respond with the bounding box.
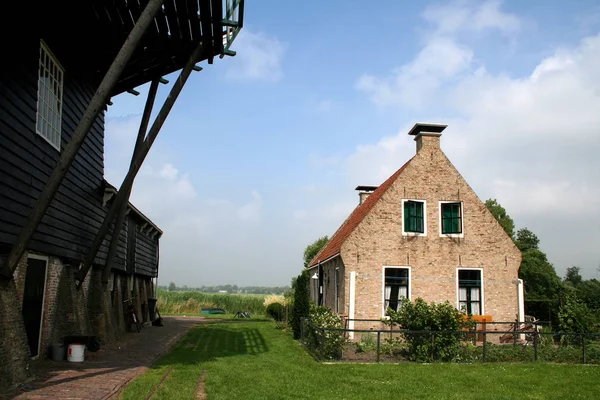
[102,79,160,284]
[0,0,164,279]
[77,40,205,284]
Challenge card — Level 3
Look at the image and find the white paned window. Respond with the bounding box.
[36,42,64,150]
[383,267,410,314]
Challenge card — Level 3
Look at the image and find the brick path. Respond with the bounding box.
[2,316,205,400]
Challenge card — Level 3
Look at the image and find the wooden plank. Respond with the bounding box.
[211,0,224,55]
[163,0,182,41]
[187,0,201,41]
[199,0,213,60]
[176,0,193,42]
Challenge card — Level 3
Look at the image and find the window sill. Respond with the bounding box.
[440,233,464,238]
[402,232,427,237]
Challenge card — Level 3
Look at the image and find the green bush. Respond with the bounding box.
[386,298,474,362]
[306,305,346,360]
[291,270,310,339]
[266,302,285,321]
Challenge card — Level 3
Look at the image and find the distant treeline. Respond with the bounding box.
[159,283,290,295]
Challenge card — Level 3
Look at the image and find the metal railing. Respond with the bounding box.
[300,318,600,364]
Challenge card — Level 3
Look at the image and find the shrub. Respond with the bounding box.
[266,302,286,321]
[386,297,474,362]
[291,270,310,339]
[306,305,346,360]
[264,294,287,307]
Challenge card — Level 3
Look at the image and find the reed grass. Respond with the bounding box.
[157,289,267,315]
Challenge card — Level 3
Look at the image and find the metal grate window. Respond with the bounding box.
[36,42,64,150]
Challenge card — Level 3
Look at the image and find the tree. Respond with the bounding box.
[564,266,583,287]
[168,281,176,291]
[519,249,561,299]
[303,236,329,268]
[291,270,310,339]
[515,228,540,252]
[485,199,515,238]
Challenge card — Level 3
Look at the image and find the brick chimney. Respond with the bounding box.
[407,122,447,153]
[355,185,378,205]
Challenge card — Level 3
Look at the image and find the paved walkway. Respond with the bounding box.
[2,316,205,400]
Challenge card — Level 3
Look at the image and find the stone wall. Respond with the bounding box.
[339,134,521,323]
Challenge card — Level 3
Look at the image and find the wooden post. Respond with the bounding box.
[0,0,164,279]
[77,41,205,284]
[102,80,160,283]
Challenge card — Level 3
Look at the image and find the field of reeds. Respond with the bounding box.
[156,289,267,315]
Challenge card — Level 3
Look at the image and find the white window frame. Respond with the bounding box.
[36,41,64,151]
[439,201,464,238]
[456,268,484,315]
[381,266,411,317]
[401,199,427,237]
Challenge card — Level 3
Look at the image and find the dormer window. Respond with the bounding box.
[402,199,426,236]
[36,41,64,151]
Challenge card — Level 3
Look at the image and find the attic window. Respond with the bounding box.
[36,41,64,151]
[402,200,426,236]
[440,202,463,236]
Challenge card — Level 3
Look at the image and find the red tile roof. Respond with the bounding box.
[308,157,414,268]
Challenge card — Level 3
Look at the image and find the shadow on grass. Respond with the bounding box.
[154,323,270,366]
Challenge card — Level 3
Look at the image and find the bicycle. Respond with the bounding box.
[124,297,142,333]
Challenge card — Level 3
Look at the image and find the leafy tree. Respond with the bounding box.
[558,293,598,334]
[519,249,561,299]
[168,281,176,291]
[575,279,600,311]
[303,236,329,268]
[291,270,310,339]
[485,199,515,238]
[515,228,540,252]
[564,266,583,287]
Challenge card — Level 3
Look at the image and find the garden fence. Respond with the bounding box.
[300,318,600,364]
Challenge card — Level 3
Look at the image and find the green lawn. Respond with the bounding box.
[121,321,600,400]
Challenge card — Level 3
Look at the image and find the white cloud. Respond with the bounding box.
[226,30,286,82]
[356,0,521,109]
[236,190,263,222]
[159,163,178,180]
[422,0,521,35]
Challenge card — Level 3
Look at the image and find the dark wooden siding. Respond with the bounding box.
[134,229,158,277]
[0,37,111,264]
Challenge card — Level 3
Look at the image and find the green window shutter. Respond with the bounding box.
[442,203,462,234]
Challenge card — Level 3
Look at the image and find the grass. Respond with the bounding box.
[121,321,600,400]
[157,289,267,315]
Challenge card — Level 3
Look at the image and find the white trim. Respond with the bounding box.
[27,253,49,262]
[308,252,340,268]
[381,265,411,317]
[26,254,49,360]
[36,40,64,151]
[401,199,427,237]
[348,272,356,340]
[456,267,484,315]
[439,201,464,238]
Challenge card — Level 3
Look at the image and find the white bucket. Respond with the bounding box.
[67,343,85,362]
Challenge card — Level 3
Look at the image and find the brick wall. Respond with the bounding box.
[337,134,521,323]
[0,252,152,391]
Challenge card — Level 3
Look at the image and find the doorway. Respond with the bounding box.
[22,256,48,358]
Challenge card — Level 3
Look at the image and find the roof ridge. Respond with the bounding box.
[308,157,414,268]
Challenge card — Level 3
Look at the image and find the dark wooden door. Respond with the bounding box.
[22,258,47,357]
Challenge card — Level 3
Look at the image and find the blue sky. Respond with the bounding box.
[105,0,600,287]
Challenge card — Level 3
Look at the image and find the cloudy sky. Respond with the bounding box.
[104,0,600,287]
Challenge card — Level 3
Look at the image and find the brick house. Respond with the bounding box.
[0,0,243,391]
[307,123,523,330]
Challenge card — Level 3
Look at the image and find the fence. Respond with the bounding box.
[300,318,600,364]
